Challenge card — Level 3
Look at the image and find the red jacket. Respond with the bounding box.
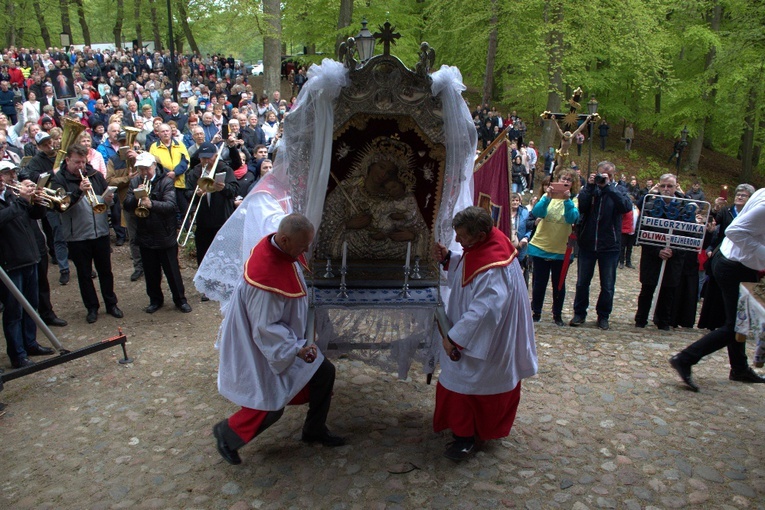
[621,209,634,235]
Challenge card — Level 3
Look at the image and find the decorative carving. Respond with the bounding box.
[414,42,436,77]
[338,37,358,71]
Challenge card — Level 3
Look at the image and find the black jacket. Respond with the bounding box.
[19,151,56,183]
[577,182,633,252]
[123,167,178,249]
[184,161,238,230]
[0,190,47,271]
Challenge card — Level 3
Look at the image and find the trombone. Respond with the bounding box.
[79,170,108,214]
[177,142,225,247]
[133,177,152,218]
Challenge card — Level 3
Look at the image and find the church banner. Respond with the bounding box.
[636,195,711,253]
[473,137,511,238]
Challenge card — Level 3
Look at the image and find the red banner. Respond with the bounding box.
[473,138,511,238]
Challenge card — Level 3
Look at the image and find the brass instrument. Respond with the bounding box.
[53,117,88,170]
[79,169,108,214]
[121,126,142,175]
[133,177,152,218]
[177,143,225,247]
[37,186,71,211]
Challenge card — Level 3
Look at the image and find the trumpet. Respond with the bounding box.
[79,170,108,214]
[36,186,71,211]
[133,177,152,218]
[177,143,225,247]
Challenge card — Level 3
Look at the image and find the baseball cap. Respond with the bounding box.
[197,142,217,158]
[35,131,52,144]
[117,131,127,141]
[134,152,156,168]
[0,161,19,173]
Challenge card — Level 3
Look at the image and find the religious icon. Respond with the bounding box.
[49,69,75,100]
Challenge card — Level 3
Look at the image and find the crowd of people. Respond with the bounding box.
[0,44,293,372]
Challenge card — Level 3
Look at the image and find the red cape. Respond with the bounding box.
[460,227,517,287]
[243,234,309,298]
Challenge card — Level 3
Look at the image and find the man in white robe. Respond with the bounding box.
[433,206,538,461]
[212,214,344,465]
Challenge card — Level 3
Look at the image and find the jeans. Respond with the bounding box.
[531,256,566,318]
[46,210,69,273]
[110,199,126,241]
[572,248,619,319]
[678,253,758,371]
[0,264,39,362]
[512,182,523,194]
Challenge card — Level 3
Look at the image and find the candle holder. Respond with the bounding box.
[399,265,411,298]
[337,265,349,298]
[411,256,423,279]
[323,258,334,278]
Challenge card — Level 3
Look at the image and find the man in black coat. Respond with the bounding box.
[184,142,238,301]
[0,161,55,369]
[123,152,191,314]
[634,174,686,330]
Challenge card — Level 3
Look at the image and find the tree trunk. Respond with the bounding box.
[148,0,162,51]
[335,0,353,57]
[481,0,498,106]
[113,0,124,49]
[740,84,757,182]
[72,0,91,46]
[32,0,52,48]
[175,0,200,55]
[262,0,281,96]
[688,1,721,172]
[60,0,72,39]
[6,0,16,48]
[541,0,564,163]
[134,0,143,49]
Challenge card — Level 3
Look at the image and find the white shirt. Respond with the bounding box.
[440,254,538,395]
[216,261,323,410]
[721,187,765,271]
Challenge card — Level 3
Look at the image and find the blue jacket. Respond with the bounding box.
[512,206,533,261]
[576,182,632,252]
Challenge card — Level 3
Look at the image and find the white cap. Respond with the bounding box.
[134,152,156,168]
[0,160,19,173]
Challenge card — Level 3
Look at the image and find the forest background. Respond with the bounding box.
[2,0,763,187]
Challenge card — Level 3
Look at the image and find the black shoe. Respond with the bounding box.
[43,316,68,327]
[625,263,634,269]
[130,269,144,282]
[669,355,699,392]
[91,270,97,279]
[59,270,70,285]
[597,317,610,330]
[553,316,564,327]
[27,345,55,356]
[177,303,192,313]
[656,324,671,331]
[115,238,126,247]
[569,315,585,327]
[213,422,242,465]
[635,321,647,328]
[532,313,541,323]
[86,309,98,323]
[201,294,210,302]
[619,263,625,269]
[106,306,124,319]
[145,303,163,314]
[729,367,765,384]
[443,438,476,461]
[11,358,35,369]
[301,429,346,447]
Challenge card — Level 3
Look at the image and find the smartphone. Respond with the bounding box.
[549,182,569,199]
[221,124,229,139]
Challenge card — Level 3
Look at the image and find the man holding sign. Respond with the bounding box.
[634,174,687,330]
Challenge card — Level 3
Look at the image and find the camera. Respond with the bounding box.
[594,173,608,185]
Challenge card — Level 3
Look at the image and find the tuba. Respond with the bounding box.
[121,126,142,174]
[53,117,88,171]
